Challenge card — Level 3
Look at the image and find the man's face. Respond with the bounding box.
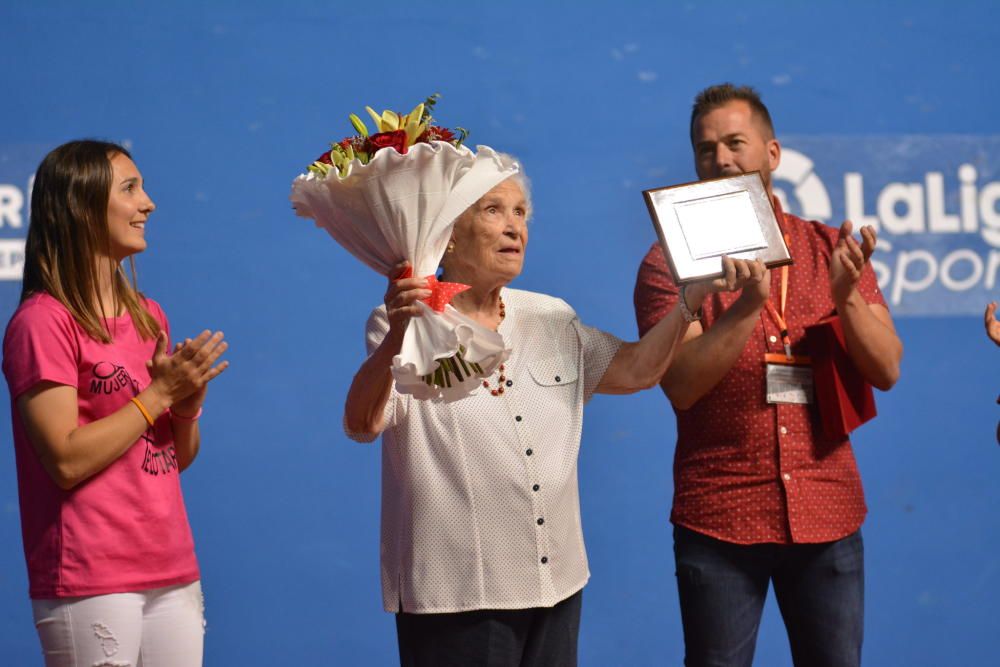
[691,99,781,193]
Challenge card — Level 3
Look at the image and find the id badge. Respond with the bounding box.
[766,362,814,404]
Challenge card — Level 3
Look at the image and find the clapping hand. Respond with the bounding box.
[830,220,877,304]
[986,302,1000,347]
[147,330,229,416]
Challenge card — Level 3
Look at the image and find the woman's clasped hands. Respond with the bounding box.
[146,330,229,416]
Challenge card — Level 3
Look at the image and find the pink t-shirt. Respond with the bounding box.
[2,292,199,598]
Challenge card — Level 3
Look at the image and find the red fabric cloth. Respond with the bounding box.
[634,201,888,544]
[806,316,878,438]
[395,266,470,312]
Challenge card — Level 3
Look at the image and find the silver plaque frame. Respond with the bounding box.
[643,172,792,284]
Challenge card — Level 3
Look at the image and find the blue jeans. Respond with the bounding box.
[673,526,864,667]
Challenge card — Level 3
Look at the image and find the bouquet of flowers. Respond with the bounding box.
[307,93,468,178]
[290,95,517,401]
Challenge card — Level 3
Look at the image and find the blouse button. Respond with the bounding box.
[525,449,533,456]
[506,380,513,387]
[515,415,522,422]
[779,426,788,435]
[769,335,778,343]
[555,375,561,382]
[532,484,540,492]
[540,556,548,564]
[537,517,545,525]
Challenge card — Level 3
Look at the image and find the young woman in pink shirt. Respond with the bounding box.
[3,140,228,667]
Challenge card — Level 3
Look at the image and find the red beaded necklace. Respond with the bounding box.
[482,296,507,396]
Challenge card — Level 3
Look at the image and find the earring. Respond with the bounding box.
[446,241,456,253]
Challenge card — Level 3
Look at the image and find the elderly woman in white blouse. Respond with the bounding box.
[344,168,761,667]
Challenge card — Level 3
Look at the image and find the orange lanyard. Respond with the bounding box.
[764,234,793,359]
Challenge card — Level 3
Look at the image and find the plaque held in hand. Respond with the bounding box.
[643,172,792,284]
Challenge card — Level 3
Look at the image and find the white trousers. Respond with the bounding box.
[31,581,204,667]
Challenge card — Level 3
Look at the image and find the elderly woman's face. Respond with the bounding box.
[446,178,529,287]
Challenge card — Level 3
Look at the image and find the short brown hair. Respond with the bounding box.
[21,140,160,342]
[689,83,775,144]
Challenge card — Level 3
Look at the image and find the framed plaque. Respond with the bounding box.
[643,172,792,284]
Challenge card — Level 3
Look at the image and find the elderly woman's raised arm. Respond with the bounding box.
[595,286,699,395]
[596,257,766,395]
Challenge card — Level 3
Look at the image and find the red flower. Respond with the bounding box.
[316,150,333,165]
[419,125,456,143]
[367,130,409,156]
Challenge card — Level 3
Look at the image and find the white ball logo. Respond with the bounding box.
[772,148,832,223]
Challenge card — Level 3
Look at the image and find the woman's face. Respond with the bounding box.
[106,153,155,261]
[445,178,529,288]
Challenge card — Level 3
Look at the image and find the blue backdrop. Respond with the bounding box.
[1,2,998,665]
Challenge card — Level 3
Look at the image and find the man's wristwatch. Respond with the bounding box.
[678,285,704,323]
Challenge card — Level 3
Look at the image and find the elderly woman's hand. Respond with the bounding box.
[683,257,770,314]
[344,261,431,437]
[385,261,433,335]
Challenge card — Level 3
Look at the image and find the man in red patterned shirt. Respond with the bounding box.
[634,84,903,667]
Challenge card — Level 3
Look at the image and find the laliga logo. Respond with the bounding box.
[772,148,832,223]
[772,148,1000,311]
[0,175,30,281]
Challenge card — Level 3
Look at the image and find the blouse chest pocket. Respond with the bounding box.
[527,353,578,388]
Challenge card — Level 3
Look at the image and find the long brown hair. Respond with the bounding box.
[20,140,160,342]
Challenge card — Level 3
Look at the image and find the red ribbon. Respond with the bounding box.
[395,266,470,313]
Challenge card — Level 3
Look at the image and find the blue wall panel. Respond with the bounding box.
[1,2,997,664]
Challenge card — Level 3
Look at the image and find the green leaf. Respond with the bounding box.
[422,93,440,122]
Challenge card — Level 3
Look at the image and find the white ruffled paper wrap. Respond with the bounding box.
[290,142,517,401]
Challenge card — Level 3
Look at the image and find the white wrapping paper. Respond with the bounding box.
[290,141,517,400]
